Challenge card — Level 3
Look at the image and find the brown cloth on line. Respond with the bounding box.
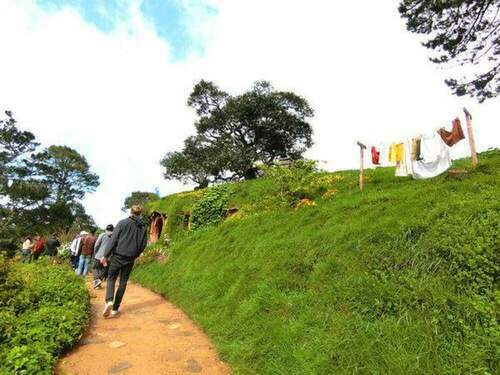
[411,137,422,161]
[438,118,465,147]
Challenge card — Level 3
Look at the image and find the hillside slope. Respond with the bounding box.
[132,150,499,374]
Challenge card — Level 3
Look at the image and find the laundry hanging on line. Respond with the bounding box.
[368,116,466,179]
[412,133,451,179]
[371,146,380,165]
[411,137,422,161]
[388,143,404,164]
[438,118,465,147]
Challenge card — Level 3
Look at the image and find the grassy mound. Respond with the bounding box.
[0,258,89,374]
[133,150,499,374]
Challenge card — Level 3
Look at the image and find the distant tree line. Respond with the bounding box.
[0,110,99,253]
[161,80,314,188]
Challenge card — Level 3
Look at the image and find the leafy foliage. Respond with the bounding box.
[261,159,347,207]
[0,257,89,374]
[134,150,500,374]
[191,184,233,229]
[31,145,99,204]
[122,191,160,212]
[0,110,98,250]
[162,80,314,188]
[399,0,499,102]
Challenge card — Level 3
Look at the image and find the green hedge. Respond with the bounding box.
[0,257,89,374]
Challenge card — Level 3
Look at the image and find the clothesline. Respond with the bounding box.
[360,110,467,150]
[355,108,478,189]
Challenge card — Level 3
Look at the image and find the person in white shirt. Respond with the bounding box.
[21,237,34,263]
[69,231,87,269]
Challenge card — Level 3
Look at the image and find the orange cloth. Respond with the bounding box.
[438,118,465,147]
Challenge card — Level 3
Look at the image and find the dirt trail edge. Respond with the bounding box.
[56,280,231,375]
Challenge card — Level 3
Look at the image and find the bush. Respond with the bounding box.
[0,257,89,374]
[191,184,234,229]
[262,159,345,206]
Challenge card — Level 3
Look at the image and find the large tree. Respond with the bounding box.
[0,111,48,252]
[162,80,314,187]
[31,145,99,204]
[0,112,99,251]
[399,0,499,102]
[0,110,39,193]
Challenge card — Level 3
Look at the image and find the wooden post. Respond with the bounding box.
[357,142,367,191]
[463,107,478,168]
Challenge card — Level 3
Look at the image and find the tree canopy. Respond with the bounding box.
[0,110,99,252]
[31,145,99,204]
[122,191,160,212]
[399,0,499,102]
[162,80,314,188]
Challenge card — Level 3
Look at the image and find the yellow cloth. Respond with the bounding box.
[389,143,404,163]
[389,144,396,163]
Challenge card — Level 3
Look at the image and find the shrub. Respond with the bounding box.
[191,184,234,229]
[261,159,317,206]
[262,159,346,206]
[0,258,89,374]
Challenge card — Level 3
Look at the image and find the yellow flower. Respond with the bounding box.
[323,189,338,199]
[295,198,316,210]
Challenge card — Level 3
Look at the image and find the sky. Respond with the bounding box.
[0,0,498,227]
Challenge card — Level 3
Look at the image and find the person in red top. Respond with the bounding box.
[32,235,45,260]
[76,229,97,276]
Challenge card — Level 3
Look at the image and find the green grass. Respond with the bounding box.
[133,150,499,374]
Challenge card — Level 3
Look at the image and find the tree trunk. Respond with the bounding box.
[195,180,209,190]
[244,167,259,180]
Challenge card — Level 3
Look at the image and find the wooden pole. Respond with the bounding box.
[463,107,478,168]
[357,142,367,191]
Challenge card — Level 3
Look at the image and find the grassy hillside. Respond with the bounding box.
[133,150,499,374]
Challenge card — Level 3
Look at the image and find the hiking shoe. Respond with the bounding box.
[111,310,120,317]
[94,279,102,289]
[102,302,113,318]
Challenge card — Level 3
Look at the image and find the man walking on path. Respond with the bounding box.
[76,230,96,276]
[102,205,147,318]
[92,224,114,289]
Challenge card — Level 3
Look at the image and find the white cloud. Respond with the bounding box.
[0,0,498,227]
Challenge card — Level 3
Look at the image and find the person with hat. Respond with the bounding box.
[76,229,97,276]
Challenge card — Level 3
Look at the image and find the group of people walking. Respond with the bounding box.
[23,205,148,318]
[22,205,147,317]
[69,226,112,287]
[21,233,61,263]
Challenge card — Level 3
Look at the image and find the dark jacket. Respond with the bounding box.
[103,216,147,259]
[45,237,60,256]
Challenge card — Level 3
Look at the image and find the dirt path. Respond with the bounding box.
[56,279,230,375]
